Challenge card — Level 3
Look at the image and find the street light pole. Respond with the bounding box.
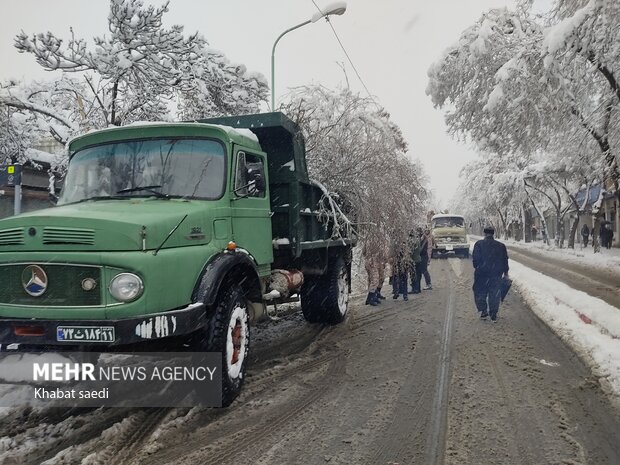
[271,20,311,111]
[270,1,347,111]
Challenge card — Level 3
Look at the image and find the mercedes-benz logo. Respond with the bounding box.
[22,265,48,297]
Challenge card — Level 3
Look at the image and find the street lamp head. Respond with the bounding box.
[271,1,347,110]
[311,1,347,23]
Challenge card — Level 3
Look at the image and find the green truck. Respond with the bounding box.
[0,112,354,404]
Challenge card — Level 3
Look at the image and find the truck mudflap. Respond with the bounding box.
[0,302,206,349]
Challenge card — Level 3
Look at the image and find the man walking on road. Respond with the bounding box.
[472,226,509,322]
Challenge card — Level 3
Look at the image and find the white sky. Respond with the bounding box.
[0,0,522,207]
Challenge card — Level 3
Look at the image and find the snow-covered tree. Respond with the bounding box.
[428,4,619,250]
[0,86,37,165]
[453,153,529,240]
[543,0,620,185]
[4,0,267,138]
[281,85,427,267]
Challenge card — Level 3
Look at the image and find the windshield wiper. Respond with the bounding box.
[73,196,124,204]
[116,185,169,199]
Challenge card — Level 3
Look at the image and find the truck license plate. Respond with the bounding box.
[56,326,115,343]
[445,245,454,251]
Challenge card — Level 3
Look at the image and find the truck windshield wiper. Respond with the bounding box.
[73,196,125,204]
[116,185,169,199]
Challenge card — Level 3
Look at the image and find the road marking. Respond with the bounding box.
[426,276,455,465]
[447,258,463,277]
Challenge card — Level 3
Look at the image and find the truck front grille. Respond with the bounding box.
[0,228,25,246]
[437,236,464,243]
[0,263,102,306]
[43,227,95,245]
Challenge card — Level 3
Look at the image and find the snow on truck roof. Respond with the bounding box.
[431,214,464,220]
[67,121,260,149]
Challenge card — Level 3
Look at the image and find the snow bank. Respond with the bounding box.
[509,259,620,401]
[506,239,620,278]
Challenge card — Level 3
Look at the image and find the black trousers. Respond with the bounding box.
[392,271,408,297]
[419,258,431,286]
[473,275,502,318]
[412,260,430,292]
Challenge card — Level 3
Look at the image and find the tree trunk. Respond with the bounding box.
[523,205,531,243]
[497,208,508,240]
[554,213,561,247]
[567,215,579,249]
[558,216,565,248]
[592,214,602,253]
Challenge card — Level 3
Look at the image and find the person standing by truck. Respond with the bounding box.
[421,228,433,290]
[409,231,422,294]
[472,226,509,322]
[412,227,431,293]
[392,240,410,301]
[364,243,387,306]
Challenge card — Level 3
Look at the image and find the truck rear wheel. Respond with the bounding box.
[301,256,349,324]
[202,286,250,407]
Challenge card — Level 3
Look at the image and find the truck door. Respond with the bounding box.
[231,149,273,266]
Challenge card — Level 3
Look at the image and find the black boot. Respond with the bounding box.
[365,292,379,306]
[375,287,386,301]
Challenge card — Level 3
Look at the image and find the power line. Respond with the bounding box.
[310,0,381,110]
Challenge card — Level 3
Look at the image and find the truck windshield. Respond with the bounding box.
[58,138,226,204]
[432,217,464,228]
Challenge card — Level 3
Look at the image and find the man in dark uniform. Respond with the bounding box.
[472,226,509,322]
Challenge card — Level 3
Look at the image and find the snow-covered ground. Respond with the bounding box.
[505,238,620,276]
[469,236,620,404]
[509,260,620,403]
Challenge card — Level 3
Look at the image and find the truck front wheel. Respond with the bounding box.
[202,286,250,406]
[301,256,349,324]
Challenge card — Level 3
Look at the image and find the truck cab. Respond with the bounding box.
[430,214,469,258]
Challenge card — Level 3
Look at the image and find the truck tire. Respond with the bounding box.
[301,256,349,324]
[461,250,470,259]
[203,285,250,407]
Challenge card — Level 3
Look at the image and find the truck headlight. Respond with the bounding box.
[109,273,143,302]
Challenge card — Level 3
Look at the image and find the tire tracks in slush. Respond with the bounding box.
[95,409,170,465]
[136,346,348,465]
[0,315,332,465]
[158,353,343,465]
[425,272,456,465]
[138,295,419,465]
[365,258,460,465]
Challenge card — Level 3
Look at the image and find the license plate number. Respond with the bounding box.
[56,326,115,343]
[445,245,454,251]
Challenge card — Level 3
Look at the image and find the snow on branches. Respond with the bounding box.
[5,0,267,158]
[281,85,427,264]
[430,3,620,249]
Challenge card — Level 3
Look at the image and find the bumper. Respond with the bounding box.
[434,244,469,251]
[0,303,206,349]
